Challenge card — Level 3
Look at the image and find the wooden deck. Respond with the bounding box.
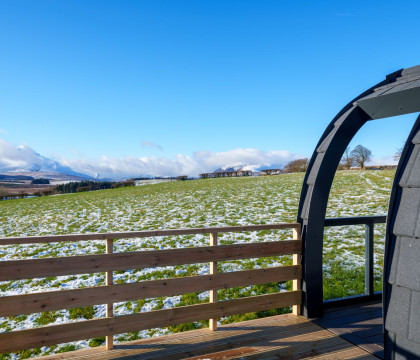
[314,301,384,359]
[41,314,378,359]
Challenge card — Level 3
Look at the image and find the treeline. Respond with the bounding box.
[0,179,136,201]
[0,175,34,180]
[55,180,134,194]
[282,158,309,173]
[31,178,50,185]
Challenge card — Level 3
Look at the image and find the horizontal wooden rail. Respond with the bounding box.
[0,240,301,281]
[0,265,302,317]
[0,291,302,353]
[0,223,299,245]
[0,222,302,355]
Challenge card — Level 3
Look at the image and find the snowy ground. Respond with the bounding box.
[0,170,394,358]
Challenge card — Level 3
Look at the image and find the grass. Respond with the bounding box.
[0,169,395,358]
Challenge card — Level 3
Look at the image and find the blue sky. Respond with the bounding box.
[0,1,419,177]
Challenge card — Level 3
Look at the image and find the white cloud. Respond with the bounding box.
[0,139,45,170]
[141,140,164,151]
[367,155,398,166]
[0,139,86,176]
[0,138,303,178]
[1,137,402,179]
[60,147,302,178]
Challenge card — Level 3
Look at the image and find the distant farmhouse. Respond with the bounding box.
[199,170,251,178]
[199,168,281,179]
[260,169,281,175]
[200,161,397,179]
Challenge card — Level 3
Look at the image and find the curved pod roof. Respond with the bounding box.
[297,65,420,359]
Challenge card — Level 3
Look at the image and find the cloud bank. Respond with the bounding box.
[0,138,302,178]
[0,139,41,170]
[60,148,301,178]
[0,139,93,177]
[367,155,398,166]
[0,138,400,179]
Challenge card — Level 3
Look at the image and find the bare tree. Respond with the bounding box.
[394,146,404,162]
[340,147,353,170]
[350,145,372,169]
[283,158,309,173]
[0,187,6,200]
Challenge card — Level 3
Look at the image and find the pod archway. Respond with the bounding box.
[297,65,420,359]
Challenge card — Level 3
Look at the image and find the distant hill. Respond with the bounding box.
[0,174,34,181]
[0,143,93,180]
[212,163,286,174]
[0,171,91,182]
[0,166,92,180]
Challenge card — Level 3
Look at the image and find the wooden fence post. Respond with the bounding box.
[209,232,218,331]
[106,239,114,350]
[292,226,302,316]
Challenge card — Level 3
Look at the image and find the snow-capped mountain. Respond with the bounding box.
[0,141,92,180]
[213,163,284,173]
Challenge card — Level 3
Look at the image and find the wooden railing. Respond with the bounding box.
[0,223,302,354]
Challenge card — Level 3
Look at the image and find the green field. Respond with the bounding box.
[0,170,395,358]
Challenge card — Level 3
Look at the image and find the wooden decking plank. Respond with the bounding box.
[325,324,383,342]
[321,324,384,359]
[40,315,310,359]
[252,341,364,360]
[31,314,378,360]
[316,309,382,328]
[94,319,317,360]
[239,329,359,359]
[126,314,309,352]
[243,345,377,360]
[322,324,383,341]
[321,302,381,321]
[132,325,327,360]
[192,329,343,359]
[348,316,383,327]
[312,348,379,360]
[336,332,384,358]
[186,327,376,360]
[365,334,384,346]
[312,301,384,359]
[353,324,383,338]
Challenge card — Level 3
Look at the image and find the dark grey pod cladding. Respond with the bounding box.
[297,65,420,359]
